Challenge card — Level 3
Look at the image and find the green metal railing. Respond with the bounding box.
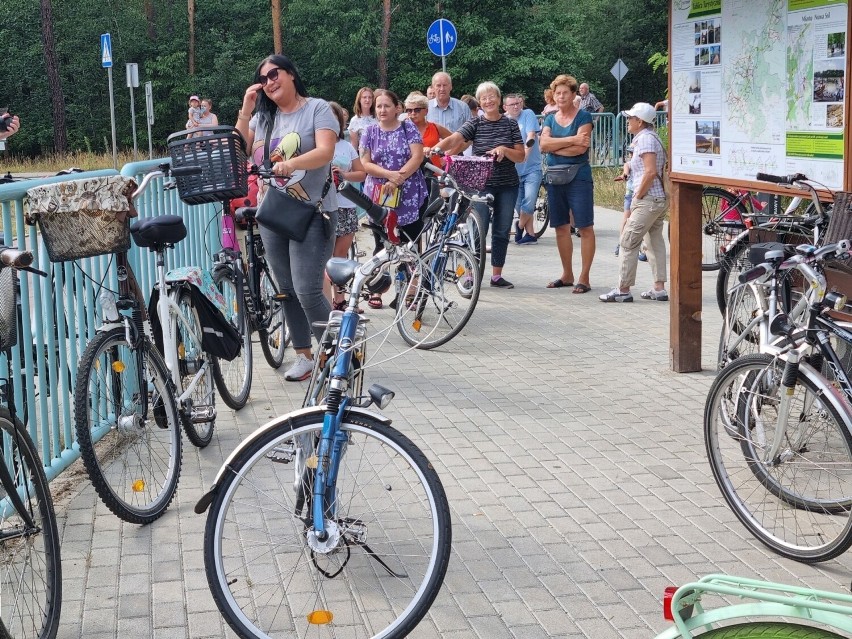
[0,160,221,481]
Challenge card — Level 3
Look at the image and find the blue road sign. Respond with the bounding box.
[101,33,113,68]
[427,19,457,57]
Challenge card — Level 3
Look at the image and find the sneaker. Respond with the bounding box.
[599,288,633,303]
[517,234,538,245]
[638,252,648,262]
[490,276,514,289]
[514,226,523,244]
[284,353,314,381]
[640,288,669,301]
[614,244,620,256]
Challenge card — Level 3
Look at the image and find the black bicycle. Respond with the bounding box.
[0,245,62,639]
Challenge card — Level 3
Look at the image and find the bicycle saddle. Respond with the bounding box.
[234,206,257,226]
[747,241,793,266]
[326,257,358,287]
[130,215,187,248]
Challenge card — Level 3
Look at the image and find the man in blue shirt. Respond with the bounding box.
[504,94,542,244]
[427,72,472,133]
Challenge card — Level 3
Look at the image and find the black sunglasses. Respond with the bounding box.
[405,107,425,114]
[259,68,286,86]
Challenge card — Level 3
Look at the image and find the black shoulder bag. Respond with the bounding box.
[255,126,332,242]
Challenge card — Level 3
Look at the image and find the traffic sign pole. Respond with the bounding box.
[145,81,154,160]
[610,58,629,118]
[101,33,118,169]
[126,63,139,161]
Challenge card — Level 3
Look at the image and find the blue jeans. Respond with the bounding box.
[259,212,336,349]
[516,170,543,215]
[475,183,518,269]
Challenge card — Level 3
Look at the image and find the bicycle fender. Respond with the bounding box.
[194,405,392,514]
[799,360,852,422]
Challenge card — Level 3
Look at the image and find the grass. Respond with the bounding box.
[591,166,626,211]
[2,150,166,175]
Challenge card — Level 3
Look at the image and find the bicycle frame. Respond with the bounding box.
[656,574,852,638]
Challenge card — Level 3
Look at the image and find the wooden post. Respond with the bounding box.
[188,0,195,75]
[670,181,703,372]
[272,0,282,54]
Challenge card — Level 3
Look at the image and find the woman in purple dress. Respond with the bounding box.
[359,89,428,308]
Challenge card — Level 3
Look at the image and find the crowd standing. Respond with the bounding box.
[210,56,669,377]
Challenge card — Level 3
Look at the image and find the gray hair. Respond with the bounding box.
[475,81,501,101]
[404,92,429,109]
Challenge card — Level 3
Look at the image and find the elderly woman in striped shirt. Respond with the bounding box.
[433,81,524,289]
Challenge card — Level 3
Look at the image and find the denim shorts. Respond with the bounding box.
[545,178,594,228]
[623,192,633,212]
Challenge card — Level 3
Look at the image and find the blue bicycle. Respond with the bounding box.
[196,189,452,638]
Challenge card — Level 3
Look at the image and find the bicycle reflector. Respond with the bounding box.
[663,586,677,621]
[384,210,400,245]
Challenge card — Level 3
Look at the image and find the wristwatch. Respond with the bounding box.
[525,139,535,148]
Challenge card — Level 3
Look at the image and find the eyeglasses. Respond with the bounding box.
[405,107,425,114]
[503,102,521,108]
[259,68,285,86]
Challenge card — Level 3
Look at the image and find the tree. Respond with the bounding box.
[39,0,68,153]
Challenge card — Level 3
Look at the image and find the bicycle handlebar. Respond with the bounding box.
[755,172,808,185]
[0,246,33,268]
[336,181,388,227]
[133,162,203,200]
[737,239,852,284]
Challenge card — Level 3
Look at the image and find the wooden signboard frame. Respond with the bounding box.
[667,1,851,372]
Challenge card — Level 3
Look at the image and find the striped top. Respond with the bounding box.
[457,115,522,188]
[629,128,666,199]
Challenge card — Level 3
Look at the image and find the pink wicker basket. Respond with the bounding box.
[445,156,494,191]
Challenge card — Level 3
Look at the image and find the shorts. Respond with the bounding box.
[623,191,633,212]
[545,178,594,229]
[515,170,543,215]
[335,207,358,238]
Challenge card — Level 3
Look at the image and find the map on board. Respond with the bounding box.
[723,0,786,145]
[787,21,814,128]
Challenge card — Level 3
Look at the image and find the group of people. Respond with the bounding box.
[185,95,218,135]
[233,53,670,381]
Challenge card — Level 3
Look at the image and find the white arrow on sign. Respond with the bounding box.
[610,58,628,81]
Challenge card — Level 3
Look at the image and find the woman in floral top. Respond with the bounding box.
[359,89,428,308]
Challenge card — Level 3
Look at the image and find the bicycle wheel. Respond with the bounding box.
[210,271,252,411]
[702,187,747,272]
[257,267,287,369]
[689,622,844,638]
[459,205,487,278]
[718,241,794,316]
[717,282,762,369]
[396,243,482,350]
[74,327,182,524]
[533,185,549,238]
[204,412,452,639]
[705,354,852,562]
[0,407,61,639]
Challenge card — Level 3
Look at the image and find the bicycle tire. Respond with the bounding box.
[0,407,62,639]
[717,282,762,369]
[204,412,452,639]
[705,354,852,562]
[702,186,747,272]
[461,205,487,278]
[257,267,287,369]
[210,270,252,410]
[688,622,844,638]
[533,185,549,238]
[396,243,481,350]
[74,327,182,524]
[171,289,218,444]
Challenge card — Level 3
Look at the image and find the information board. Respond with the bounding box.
[670,0,848,189]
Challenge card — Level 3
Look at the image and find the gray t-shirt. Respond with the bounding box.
[249,97,338,209]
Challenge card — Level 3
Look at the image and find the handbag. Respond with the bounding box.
[544,162,584,186]
[255,130,332,242]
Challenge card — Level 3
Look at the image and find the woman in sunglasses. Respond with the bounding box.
[404,92,451,168]
[235,53,338,382]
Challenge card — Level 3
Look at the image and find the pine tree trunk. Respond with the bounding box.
[188,0,196,74]
[39,0,68,153]
[272,0,282,54]
[378,0,391,89]
[145,0,156,39]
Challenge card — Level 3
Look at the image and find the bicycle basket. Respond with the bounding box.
[0,266,17,350]
[25,175,137,262]
[446,156,494,191]
[827,191,852,270]
[167,125,248,204]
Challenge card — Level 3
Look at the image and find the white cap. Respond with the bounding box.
[189,95,200,102]
[621,102,656,123]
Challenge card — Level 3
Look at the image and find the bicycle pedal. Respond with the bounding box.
[272,293,289,301]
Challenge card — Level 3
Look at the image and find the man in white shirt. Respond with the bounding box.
[427,72,472,133]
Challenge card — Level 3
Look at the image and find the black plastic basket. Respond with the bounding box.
[167,126,249,205]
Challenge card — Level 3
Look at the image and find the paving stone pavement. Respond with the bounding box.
[52,207,852,638]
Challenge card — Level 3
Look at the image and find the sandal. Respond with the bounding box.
[572,283,592,294]
[332,300,347,312]
[367,294,383,309]
[546,279,573,289]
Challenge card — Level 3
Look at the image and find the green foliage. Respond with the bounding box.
[0,0,666,157]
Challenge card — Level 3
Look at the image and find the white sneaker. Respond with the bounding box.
[284,353,314,381]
